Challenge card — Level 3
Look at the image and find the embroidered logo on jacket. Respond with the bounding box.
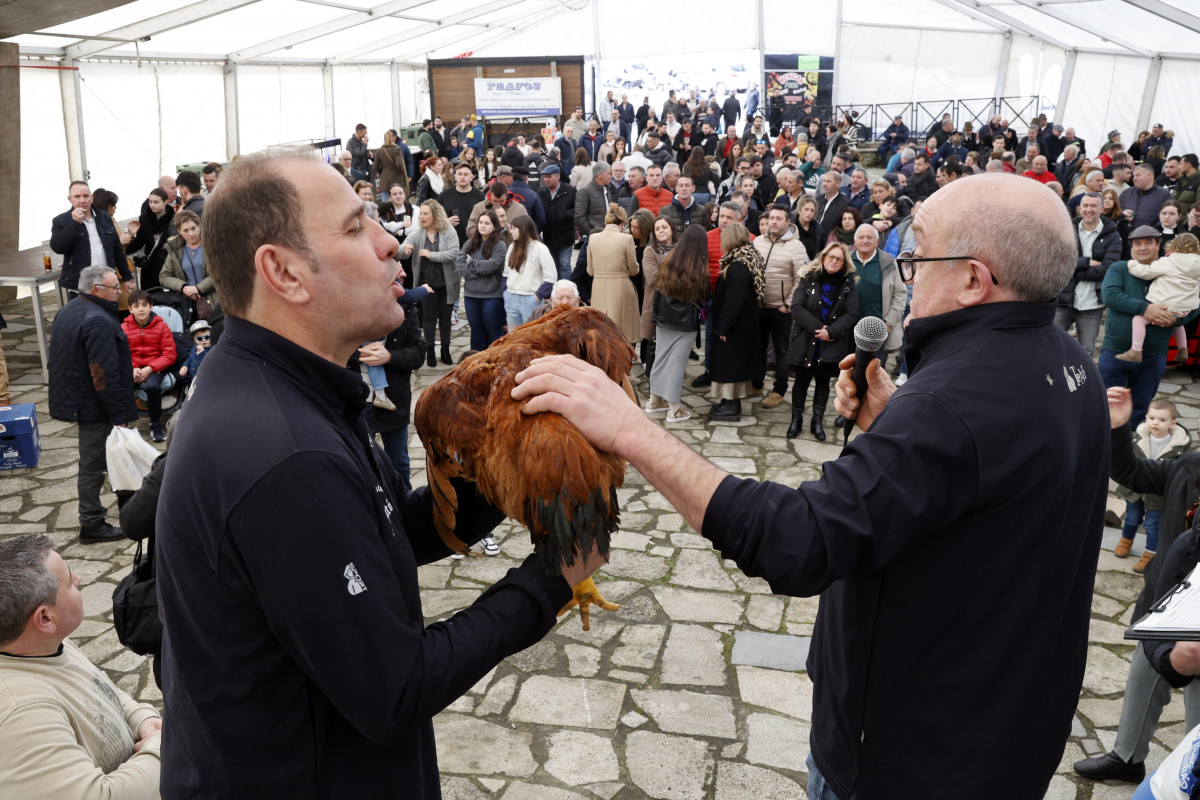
[344,563,367,595]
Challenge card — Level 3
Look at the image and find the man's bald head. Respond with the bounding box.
[917,174,1074,304]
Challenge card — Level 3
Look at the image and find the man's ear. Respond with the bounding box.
[255,244,314,306]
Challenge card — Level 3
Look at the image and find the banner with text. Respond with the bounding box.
[475,77,563,117]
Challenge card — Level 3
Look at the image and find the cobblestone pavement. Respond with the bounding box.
[2,288,1196,800]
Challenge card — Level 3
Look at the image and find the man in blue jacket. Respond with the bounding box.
[50,181,134,294]
[514,173,1109,800]
[877,115,909,163]
[47,265,137,542]
[155,146,604,799]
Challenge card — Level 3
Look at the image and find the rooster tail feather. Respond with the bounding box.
[528,484,618,576]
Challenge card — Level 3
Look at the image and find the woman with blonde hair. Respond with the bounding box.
[403,200,460,365]
[376,129,408,196]
[785,242,858,440]
[352,180,375,202]
[708,222,766,422]
[645,224,707,423]
[586,204,641,344]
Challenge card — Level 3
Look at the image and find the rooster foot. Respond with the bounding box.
[557,576,620,631]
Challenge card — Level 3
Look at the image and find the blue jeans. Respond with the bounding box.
[377,426,411,490]
[464,296,506,351]
[366,365,387,391]
[1099,349,1167,428]
[1124,500,1162,552]
[549,246,574,281]
[503,290,539,329]
[806,753,856,800]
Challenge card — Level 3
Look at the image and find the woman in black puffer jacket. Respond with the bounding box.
[785,241,858,441]
[125,188,175,289]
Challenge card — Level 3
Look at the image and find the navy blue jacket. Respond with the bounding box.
[50,208,130,290]
[509,178,545,231]
[47,293,137,425]
[880,122,909,146]
[1058,215,1124,307]
[703,301,1109,799]
[157,317,571,799]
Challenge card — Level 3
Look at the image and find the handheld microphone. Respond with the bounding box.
[849,315,889,421]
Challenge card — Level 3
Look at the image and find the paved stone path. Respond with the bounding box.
[2,286,1196,800]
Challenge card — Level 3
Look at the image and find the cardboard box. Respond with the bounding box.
[0,404,40,470]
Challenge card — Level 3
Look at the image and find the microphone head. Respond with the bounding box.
[854,316,889,352]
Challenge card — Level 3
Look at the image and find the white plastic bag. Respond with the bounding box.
[106,426,160,491]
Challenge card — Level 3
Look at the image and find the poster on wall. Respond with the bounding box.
[764,55,835,131]
[474,77,563,117]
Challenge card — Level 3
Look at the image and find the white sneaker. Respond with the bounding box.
[451,310,459,326]
[644,396,668,414]
[450,552,466,560]
[481,536,500,556]
[665,405,693,423]
[895,374,908,386]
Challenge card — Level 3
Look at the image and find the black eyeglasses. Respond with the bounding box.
[897,253,999,286]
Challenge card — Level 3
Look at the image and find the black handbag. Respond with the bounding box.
[111,537,162,656]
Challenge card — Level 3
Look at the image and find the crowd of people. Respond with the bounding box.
[7,93,1200,798]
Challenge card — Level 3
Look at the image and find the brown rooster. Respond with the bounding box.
[413,305,635,630]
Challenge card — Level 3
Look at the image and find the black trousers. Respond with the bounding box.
[142,371,166,423]
[791,362,839,415]
[757,308,792,396]
[421,286,453,352]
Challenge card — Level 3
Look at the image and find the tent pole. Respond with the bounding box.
[0,43,19,253]
[590,0,602,117]
[60,59,87,181]
[832,0,843,113]
[1135,56,1162,134]
[224,61,240,158]
[993,31,1012,114]
[391,60,402,130]
[1055,50,1077,124]
[323,60,336,140]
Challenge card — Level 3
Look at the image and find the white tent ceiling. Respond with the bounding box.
[7,0,1198,250]
[7,0,1200,65]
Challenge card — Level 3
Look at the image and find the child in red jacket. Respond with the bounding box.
[121,289,176,442]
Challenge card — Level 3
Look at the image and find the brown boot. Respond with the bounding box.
[1133,550,1155,574]
[1115,349,1144,363]
[1114,537,1134,558]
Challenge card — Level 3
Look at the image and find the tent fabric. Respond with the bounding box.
[9,0,1200,248]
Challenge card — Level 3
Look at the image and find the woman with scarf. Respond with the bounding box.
[708,222,765,422]
[785,242,858,441]
[826,206,863,249]
[645,224,706,424]
[415,156,445,203]
[637,211,672,379]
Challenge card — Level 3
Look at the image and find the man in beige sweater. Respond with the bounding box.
[0,534,162,799]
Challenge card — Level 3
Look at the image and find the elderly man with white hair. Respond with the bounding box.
[850,224,905,374]
[529,279,583,321]
[511,173,1109,800]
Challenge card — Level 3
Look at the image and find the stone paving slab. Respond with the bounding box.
[4,286,1197,799]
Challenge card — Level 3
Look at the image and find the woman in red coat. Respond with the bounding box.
[121,289,176,442]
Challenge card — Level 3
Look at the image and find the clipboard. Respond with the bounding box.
[1125,565,1200,641]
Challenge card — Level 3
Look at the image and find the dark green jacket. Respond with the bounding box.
[1102,259,1200,356]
